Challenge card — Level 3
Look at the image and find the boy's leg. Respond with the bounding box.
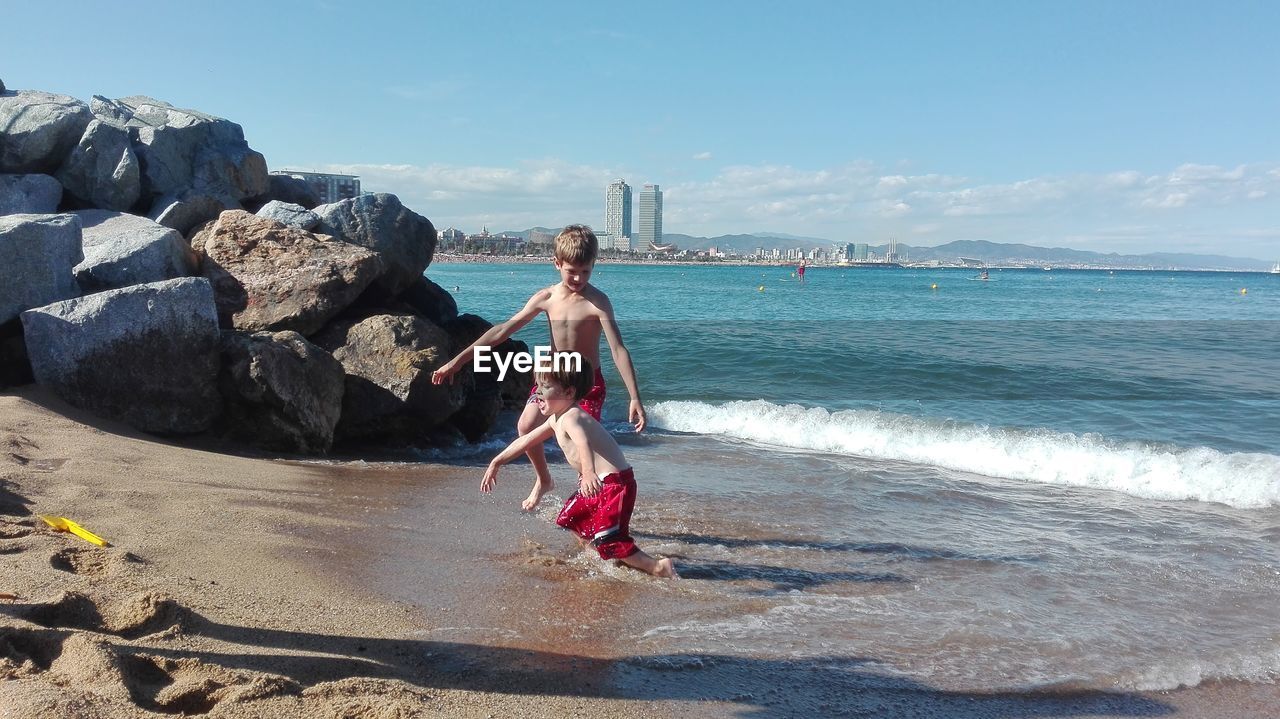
[619,550,677,578]
[517,401,554,511]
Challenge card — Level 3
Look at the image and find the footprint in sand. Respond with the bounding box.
[46,545,142,576]
[118,654,300,714]
[0,523,34,540]
[3,435,38,453]
[28,632,300,713]
[4,454,67,471]
[20,591,188,640]
[4,433,66,471]
[0,627,62,678]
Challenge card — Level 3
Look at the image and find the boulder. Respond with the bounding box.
[399,276,458,327]
[0,91,93,174]
[73,210,196,293]
[255,200,319,230]
[20,277,222,434]
[446,312,533,410]
[148,192,234,235]
[314,313,467,441]
[190,210,383,335]
[445,336,533,442]
[0,213,82,324]
[244,174,321,211]
[314,193,436,295]
[54,119,141,211]
[0,174,62,214]
[217,330,344,454]
[89,95,268,205]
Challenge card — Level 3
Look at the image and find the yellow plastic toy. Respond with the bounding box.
[38,515,110,546]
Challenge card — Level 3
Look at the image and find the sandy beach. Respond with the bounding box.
[3,388,1278,718]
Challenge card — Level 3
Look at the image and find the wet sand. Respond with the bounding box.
[2,387,1277,717]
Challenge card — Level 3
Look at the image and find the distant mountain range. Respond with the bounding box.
[497,228,1272,271]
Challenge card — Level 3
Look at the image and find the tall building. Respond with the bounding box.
[605,179,632,249]
[638,184,663,250]
[272,170,361,204]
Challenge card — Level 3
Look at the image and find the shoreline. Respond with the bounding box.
[3,388,1278,717]
[431,253,1272,272]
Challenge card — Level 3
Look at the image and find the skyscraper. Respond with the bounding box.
[605,179,632,251]
[638,184,663,250]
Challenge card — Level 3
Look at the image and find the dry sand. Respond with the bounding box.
[2,387,1277,718]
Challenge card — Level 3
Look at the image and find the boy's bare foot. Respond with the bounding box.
[654,557,678,579]
[521,478,554,511]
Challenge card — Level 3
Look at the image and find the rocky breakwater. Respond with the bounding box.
[0,80,530,453]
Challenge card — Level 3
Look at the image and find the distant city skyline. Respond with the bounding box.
[6,2,1280,258]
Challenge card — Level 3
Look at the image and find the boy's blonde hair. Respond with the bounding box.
[554,225,598,265]
[535,357,594,403]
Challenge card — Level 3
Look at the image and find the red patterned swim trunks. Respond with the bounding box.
[555,467,638,560]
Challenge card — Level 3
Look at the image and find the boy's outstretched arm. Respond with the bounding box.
[481,418,556,492]
[599,307,646,432]
[432,289,549,385]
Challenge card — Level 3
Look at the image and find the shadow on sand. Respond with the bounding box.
[0,604,1174,719]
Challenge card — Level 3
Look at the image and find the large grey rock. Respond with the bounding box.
[314,314,466,441]
[444,313,533,441]
[147,192,234,235]
[73,210,196,293]
[20,277,222,434]
[255,200,319,230]
[244,174,321,211]
[0,91,92,174]
[217,330,344,454]
[190,210,383,335]
[0,174,62,214]
[399,276,458,327]
[89,95,268,205]
[314,193,436,295]
[55,119,141,211]
[0,213,82,324]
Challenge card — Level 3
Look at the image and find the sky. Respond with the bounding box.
[5,0,1280,257]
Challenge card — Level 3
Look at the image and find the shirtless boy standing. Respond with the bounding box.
[431,225,646,511]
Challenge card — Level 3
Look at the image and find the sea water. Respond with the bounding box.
[412,262,1280,692]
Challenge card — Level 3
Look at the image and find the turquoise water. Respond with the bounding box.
[417,262,1280,692]
[431,263,1280,456]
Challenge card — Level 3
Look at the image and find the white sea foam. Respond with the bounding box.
[650,400,1280,509]
[1121,649,1280,691]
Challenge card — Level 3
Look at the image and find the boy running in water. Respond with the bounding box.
[482,360,675,578]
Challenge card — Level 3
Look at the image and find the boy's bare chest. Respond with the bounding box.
[554,428,580,464]
[545,306,600,337]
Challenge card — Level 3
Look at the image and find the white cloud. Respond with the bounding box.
[312,157,1280,256]
[692,151,712,161]
[1142,192,1191,209]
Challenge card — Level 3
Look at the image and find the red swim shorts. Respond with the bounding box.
[528,365,605,421]
[555,467,638,560]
